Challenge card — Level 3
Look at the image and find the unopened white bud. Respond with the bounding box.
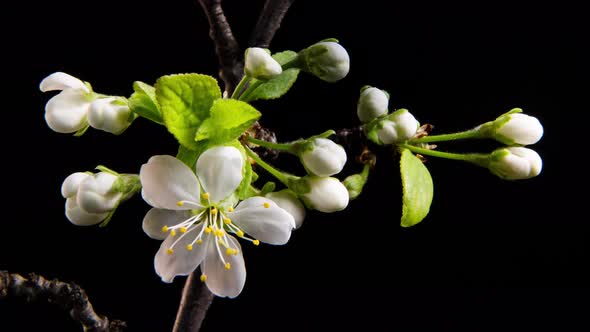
[266,190,306,228]
[300,138,347,177]
[492,112,543,145]
[302,177,349,213]
[61,172,91,198]
[357,87,389,123]
[77,172,122,213]
[300,41,350,82]
[65,198,109,226]
[488,147,542,180]
[244,47,283,80]
[87,97,133,134]
[375,109,419,144]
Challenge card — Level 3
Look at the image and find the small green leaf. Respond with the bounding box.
[400,149,434,227]
[176,145,199,168]
[129,81,163,124]
[156,74,221,150]
[244,51,301,102]
[195,99,261,144]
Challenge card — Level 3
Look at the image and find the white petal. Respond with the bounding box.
[45,89,91,133]
[61,172,90,198]
[76,173,121,213]
[265,190,306,228]
[143,209,190,240]
[202,235,246,298]
[87,97,133,134]
[154,223,207,283]
[65,198,107,226]
[40,72,89,93]
[230,197,295,245]
[196,146,243,203]
[140,155,201,210]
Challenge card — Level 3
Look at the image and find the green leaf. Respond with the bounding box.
[400,149,434,227]
[244,51,301,102]
[195,99,261,144]
[176,145,199,169]
[129,81,163,124]
[156,74,221,150]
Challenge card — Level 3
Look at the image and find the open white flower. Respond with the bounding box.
[140,146,295,298]
[40,72,95,133]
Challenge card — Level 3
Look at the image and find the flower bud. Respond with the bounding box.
[244,47,283,80]
[77,172,122,213]
[357,86,389,123]
[299,41,350,82]
[266,190,306,228]
[40,72,94,134]
[61,172,108,226]
[368,109,419,145]
[300,138,347,176]
[301,176,349,213]
[488,147,542,180]
[61,172,91,198]
[87,97,134,134]
[485,110,543,145]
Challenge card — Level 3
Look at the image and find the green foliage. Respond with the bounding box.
[244,51,300,102]
[129,81,163,124]
[400,149,434,227]
[195,99,261,144]
[155,74,221,150]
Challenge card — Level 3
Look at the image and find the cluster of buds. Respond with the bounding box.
[40,72,135,135]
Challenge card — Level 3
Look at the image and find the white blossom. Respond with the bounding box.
[493,113,544,145]
[376,109,419,144]
[300,138,347,177]
[488,147,543,180]
[266,190,306,228]
[244,47,282,80]
[301,176,349,213]
[301,41,350,82]
[87,97,133,134]
[61,172,109,226]
[357,87,389,123]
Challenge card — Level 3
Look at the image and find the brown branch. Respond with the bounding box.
[249,0,296,48]
[0,271,126,332]
[171,272,214,332]
[198,0,243,94]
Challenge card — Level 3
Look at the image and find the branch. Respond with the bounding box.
[198,0,243,94]
[171,272,214,332]
[249,0,296,48]
[0,271,125,332]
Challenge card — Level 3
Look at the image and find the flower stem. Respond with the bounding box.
[244,145,293,185]
[409,129,481,143]
[231,76,252,99]
[399,143,488,165]
[239,80,265,102]
[246,136,294,152]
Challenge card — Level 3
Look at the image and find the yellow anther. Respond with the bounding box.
[186,244,193,251]
[228,207,234,212]
[253,239,260,246]
[205,226,213,234]
[161,226,169,233]
[210,208,218,215]
[176,201,184,207]
[196,239,203,245]
[224,262,231,270]
[170,230,177,237]
[237,230,244,237]
[202,193,210,200]
[166,248,174,255]
[200,274,207,282]
[224,217,231,225]
[226,248,235,256]
[263,202,270,209]
[180,226,188,234]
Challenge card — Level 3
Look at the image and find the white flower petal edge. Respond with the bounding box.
[196,146,244,203]
[140,155,201,210]
[229,197,295,245]
[40,72,89,93]
[65,198,108,226]
[61,172,90,198]
[45,89,91,133]
[202,236,246,298]
[155,223,207,283]
[143,209,190,240]
[77,172,122,213]
[265,190,306,229]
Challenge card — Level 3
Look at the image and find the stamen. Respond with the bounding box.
[200,274,207,282]
[223,217,231,225]
[186,244,193,251]
[166,248,174,255]
[237,230,244,237]
[161,226,169,233]
[176,201,184,207]
[253,239,260,246]
[225,262,231,270]
[196,239,203,245]
[205,226,213,234]
[210,208,218,215]
[170,230,177,237]
[263,202,270,209]
[175,200,203,209]
[202,193,210,200]
[180,227,188,234]
[226,248,235,256]
[227,207,234,212]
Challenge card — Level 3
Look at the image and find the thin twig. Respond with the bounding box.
[171,272,214,332]
[0,271,126,332]
[249,0,296,48]
[198,0,243,94]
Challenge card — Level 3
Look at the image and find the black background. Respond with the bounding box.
[2,0,587,331]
